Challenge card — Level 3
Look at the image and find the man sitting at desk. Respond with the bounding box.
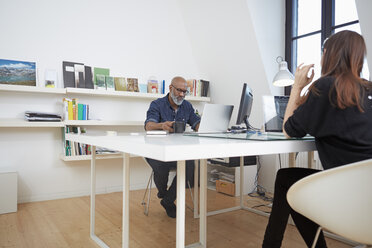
[144,76,200,218]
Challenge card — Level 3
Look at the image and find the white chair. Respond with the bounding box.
[287,158,372,248]
[141,161,195,216]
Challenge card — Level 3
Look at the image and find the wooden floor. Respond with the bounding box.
[0,189,351,248]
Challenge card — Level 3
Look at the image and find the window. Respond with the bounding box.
[285,0,369,94]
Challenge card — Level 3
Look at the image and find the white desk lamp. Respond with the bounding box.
[273,56,294,87]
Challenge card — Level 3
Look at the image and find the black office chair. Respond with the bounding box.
[141,160,195,216]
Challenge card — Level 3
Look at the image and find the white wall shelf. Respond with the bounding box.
[0,119,64,127]
[0,84,66,94]
[64,120,143,126]
[0,84,210,102]
[60,153,139,161]
[66,87,210,102]
[0,119,143,127]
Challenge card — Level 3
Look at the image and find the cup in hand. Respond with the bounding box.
[173,121,185,133]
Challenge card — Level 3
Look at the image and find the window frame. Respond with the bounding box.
[285,0,359,95]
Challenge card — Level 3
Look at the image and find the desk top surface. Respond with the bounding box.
[66,132,316,162]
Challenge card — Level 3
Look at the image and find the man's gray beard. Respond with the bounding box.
[171,91,184,105]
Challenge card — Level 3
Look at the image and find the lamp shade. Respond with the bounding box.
[273,61,295,87]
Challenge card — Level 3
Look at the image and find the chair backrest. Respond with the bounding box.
[287,159,372,245]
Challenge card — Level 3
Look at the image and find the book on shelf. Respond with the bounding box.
[62,61,84,88]
[64,126,91,156]
[186,79,209,97]
[62,98,89,120]
[74,64,85,88]
[84,66,94,89]
[186,79,194,96]
[24,111,62,122]
[114,77,126,91]
[95,74,106,90]
[93,67,110,89]
[127,78,139,92]
[200,79,209,97]
[147,79,159,93]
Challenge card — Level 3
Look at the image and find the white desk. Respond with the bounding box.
[65,133,316,248]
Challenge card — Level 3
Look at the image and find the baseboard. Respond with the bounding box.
[18,183,151,203]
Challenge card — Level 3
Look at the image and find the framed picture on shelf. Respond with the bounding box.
[0,59,36,86]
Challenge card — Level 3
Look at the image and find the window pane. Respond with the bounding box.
[297,0,321,36]
[296,34,322,81]
[334,23,361,34]
[335,0,358,25]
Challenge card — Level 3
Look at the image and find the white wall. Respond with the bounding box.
[246,0,285,192]
[177,0,285,192]
[178,0,271,129]
[0,0,204,203]
[0,0,286,202]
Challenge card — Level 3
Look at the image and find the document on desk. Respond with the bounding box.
[184,131,314,141]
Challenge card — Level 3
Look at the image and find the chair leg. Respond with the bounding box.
[186,180,194,211]
[311,226,322,248]
[141,171,153,216]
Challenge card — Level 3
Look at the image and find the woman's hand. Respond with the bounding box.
[294,63,315,91]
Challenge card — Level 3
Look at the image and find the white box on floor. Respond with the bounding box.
[0,169,17,214]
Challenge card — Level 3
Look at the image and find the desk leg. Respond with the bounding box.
[240,156,244,208]
[90,146,109,248]
[308,151,314,169]
[194,160,199,219]
[122,153,130,248]
[199,159,207,247]
[90,146,96,238]
[289,153,296,167]
[176,160,186,248]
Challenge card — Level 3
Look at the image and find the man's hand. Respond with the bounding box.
[162,121,174,132]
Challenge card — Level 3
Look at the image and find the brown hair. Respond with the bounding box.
[301,30,367,112]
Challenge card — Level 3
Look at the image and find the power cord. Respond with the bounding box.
[247,157,273,203]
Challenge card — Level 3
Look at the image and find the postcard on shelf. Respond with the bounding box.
[127,78,139,92]
[114,77,126,91]
[44,69,57,88]
[139,84,147,93]
[0,59,36,86]
[147,80,158,93]
[93,67,109,89]
[105,75,115,91]
[62,61,84,88]
[96,74,106,90]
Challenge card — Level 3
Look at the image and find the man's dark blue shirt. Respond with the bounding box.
[145,94,200,130]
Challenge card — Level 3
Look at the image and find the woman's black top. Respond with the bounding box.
[285,76,372,169]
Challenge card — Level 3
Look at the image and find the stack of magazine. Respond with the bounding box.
[24,111,62,122]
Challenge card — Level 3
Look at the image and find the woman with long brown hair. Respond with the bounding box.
[262,30,372,247]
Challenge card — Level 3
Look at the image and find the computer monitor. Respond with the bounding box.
[262,95,289,132]
[236,83,254,130]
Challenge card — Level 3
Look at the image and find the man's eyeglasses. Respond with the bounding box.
[171,84,189,95]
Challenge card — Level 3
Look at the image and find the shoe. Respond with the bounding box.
[160,199,176,218]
